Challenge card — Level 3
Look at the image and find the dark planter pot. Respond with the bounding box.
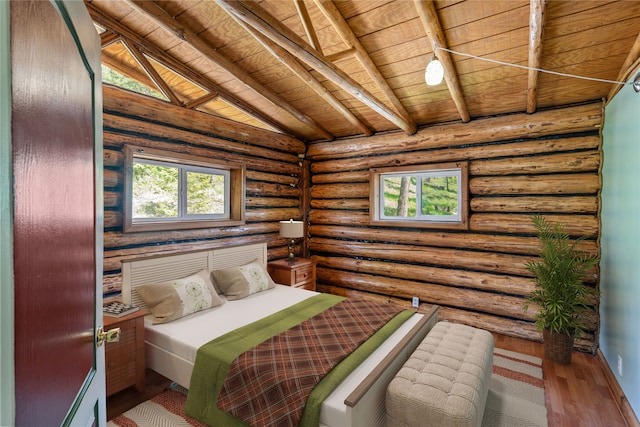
[543,328,574,365]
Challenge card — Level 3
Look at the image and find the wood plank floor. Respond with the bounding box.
[107,334,630,426]
[493,334,628,427]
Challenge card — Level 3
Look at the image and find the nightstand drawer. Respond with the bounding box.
[295,265,314,283]
[267,258,316,292]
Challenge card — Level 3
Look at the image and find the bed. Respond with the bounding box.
[121,242,438,427]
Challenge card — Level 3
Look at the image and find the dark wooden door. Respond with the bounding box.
[11,1,104,425]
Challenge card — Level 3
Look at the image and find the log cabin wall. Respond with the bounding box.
[306,102,603,353]
[101,86,306,295]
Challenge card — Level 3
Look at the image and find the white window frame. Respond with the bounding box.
[370,162,469,230]
[123,145,245,232]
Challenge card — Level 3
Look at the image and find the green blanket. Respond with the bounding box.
[185,293,413,426]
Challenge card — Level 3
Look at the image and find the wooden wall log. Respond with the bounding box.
[104,222,278,248]
[308,225,598,256]
[315,267,536,321]
[310,199,369,210]
[470,174,600,195]
[310,183,369,199]
[307,103,601,160]
[104,168,119,188]
[469,213,599,237]
[104,191,120,208]
[308,103,603,352]
[310,237,535,277]
[104,210,122,229]
[311,134,599,175]
[470,151,599,176]
[104,149,123,167]
[246,197,300,208]
[103,85,306,154]
[246,181,299,197]
[103,128,300,175]
[470,196,598,213]
[312,255,537,296]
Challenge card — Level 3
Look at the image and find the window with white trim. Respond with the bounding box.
[370,162,468,229]
[124,146,245,232]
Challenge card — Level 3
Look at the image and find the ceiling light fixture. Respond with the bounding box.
[428,46,634,89]
[425,55,444,86]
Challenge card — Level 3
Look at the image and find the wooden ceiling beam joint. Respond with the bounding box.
[85,1,297,138]
[100,31,120,48]
[216,0,417,135]
[184,92,220,110]
[233,17,372,137]
[123,40,182,106]
[127,0,334,141]
[294,0,322,54]
[314,0,416,129]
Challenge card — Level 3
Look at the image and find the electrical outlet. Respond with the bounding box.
[411,296,419,308]
[618,355,623,376]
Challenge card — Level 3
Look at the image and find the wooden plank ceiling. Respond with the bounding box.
[86,0,640,143]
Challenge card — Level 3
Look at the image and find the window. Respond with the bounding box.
[124,146,245,232]
[370,162,468,229]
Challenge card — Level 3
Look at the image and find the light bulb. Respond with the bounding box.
[425,58,444,86]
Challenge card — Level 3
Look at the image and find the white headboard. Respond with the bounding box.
[121,242,268,308]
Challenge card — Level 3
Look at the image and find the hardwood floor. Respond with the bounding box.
[107,334,633,426]
[493,334,630,427]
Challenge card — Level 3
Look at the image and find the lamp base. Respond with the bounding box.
[287,239,297,264]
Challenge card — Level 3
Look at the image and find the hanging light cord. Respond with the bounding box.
[436,47,631,86]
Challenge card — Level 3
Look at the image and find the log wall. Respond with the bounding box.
[101,86,305,293]
[306,102,603,352]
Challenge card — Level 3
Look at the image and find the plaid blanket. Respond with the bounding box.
[216,297,403,427]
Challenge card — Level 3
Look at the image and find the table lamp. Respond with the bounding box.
[279,219,304,263]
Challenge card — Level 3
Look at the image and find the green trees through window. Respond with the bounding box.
[124,146,245,232]
[370,162,469,230]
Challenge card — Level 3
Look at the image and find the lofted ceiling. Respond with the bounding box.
[86,0,640,143]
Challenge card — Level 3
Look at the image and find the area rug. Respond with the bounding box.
[108,347,547,427]
[482,347,547,426]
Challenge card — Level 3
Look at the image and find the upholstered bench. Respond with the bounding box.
[386,321,494,427]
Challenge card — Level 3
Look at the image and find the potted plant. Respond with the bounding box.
[524,214,599,365]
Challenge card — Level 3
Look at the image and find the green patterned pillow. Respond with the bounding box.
[211,260,276,300]
[136,269,224,324]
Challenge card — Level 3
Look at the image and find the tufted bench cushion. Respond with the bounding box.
[386,321,494,427]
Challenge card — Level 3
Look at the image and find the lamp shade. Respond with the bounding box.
[279,219,304,238]
[425,57,444,86]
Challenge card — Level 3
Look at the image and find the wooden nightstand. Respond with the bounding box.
[268,258,316,291]
[103,309,146,397]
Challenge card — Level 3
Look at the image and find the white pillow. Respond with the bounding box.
[136,269,224,324]
[210,260,276,300]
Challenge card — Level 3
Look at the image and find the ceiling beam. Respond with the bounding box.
[100,31,120,48]
[85,1,299,138]
[124,40,182,106]
[526,0,547,114]
[216,0,418,135]
[314,0,416,130]
[414,0,470,123]
[326,47,356,63]
[294,0,322,53]
[607,30,640,102]
[184,93,219,110]
[232,15,374,136]
[127,0,334,141]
